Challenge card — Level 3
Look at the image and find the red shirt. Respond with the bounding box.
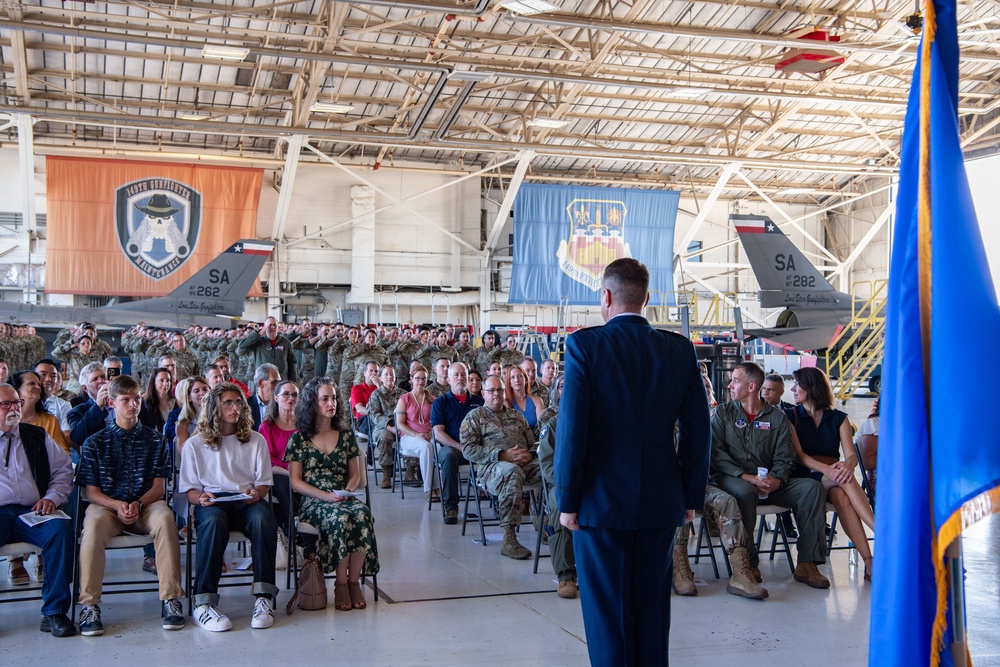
[350,383,377,418]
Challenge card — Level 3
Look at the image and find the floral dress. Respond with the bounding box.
[284,430,379,576]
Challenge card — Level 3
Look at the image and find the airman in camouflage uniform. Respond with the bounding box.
[52,333,104,394]
[495,334,525,368]
[472,330,504,376]
[366,365,405,488]
[386,329,422,380]
[461,375,541,560]
[671,484,767,600]
[161,331,200,381]
[414,330,457,371]
[424,357,451,399]
[537,410,578,597]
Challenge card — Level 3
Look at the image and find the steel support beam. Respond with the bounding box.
[271,135,306,243]
[14,114,38,236]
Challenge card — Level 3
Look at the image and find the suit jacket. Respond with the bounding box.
[554,313,711,530]
[249,393,266,431]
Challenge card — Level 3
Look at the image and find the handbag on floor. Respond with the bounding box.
[275,529,289,571]
[285,553,327,614]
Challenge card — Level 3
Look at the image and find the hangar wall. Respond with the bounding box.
[0,147,892,329]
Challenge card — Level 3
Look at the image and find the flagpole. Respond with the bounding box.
[947,539,968,667]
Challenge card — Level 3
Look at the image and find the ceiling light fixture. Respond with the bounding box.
[670,87,716,99]
[448,70,494,83]
[200,45,250,61]
[179,112,212,121]
[527,118,568,129]
[310,102,355,114]
[500,0,558,16]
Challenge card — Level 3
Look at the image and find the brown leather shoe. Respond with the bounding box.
[793,561,831,589]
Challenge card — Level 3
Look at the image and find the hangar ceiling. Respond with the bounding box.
[2,0,999,206]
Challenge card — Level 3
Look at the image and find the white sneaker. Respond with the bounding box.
[193,604,232,632]
[251,596,274,629]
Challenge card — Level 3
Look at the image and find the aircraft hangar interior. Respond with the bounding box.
[1,0,999,664]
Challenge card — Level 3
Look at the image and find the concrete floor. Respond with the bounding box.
[1,396,997,665]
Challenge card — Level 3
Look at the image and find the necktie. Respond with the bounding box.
[2,432,11,468]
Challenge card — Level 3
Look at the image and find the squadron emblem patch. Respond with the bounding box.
[115,178,202,280]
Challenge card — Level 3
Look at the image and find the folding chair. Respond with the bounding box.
[692,514,729,579]
[184,502,265,615]
[71,488,160,620]
[754,505,795,574]
[287,449,378,601]
[532,473,551,574]
[853,439,876,510]
[461,462,541,547]
[427,436,470,517]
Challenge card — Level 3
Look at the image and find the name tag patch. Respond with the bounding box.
[753,421,771,431]
[735,418,748,429]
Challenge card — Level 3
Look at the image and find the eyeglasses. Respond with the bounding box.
[482,388,505,394]
[266,379,280,385]
[220,399,243,409]
[0,399,25,410]
[278,392,299,399]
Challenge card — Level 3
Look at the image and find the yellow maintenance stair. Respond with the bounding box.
[825,280,887,402]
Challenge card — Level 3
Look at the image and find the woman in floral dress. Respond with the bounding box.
[285,377,378,611]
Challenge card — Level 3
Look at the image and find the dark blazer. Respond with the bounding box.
[249,393,266,431]
[68,398,110,450]
[554,313,711,530]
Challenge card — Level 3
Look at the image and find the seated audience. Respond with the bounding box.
[854,396,879,500]
[11,371,71,454]
[248,364,281,431]
[394,365,437,502]
[461,375,540,560]
[504,365,544,432]
[67,363,111,449]
[138,367,176,435]
[0,384,76,636]
[259,380,299,535]
[179,383,277,632]
[349,361,381,433]
[431,362,484,525]
[285,377,379,612]
[786,367,875,581]
[712,362,830,589]
[425,357,451,399]
[519,358,549,405]
[366,365,404,489]
[34,359,73,443]
[467,369,483,398]
[75,375,185,635]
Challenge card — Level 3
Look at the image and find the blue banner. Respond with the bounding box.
[509,183,678,305]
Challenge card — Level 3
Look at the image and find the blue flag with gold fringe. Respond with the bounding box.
[872,1,1000,665]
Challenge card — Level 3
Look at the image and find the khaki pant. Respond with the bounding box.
[78,499,184,605]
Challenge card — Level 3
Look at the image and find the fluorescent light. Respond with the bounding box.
[670,87,715,99]
[449,70,494,83]
[501,0,558,16]
[310,102,355,114]
[201,45,250,61]
[180,112,211,121]
[527,118,568,129]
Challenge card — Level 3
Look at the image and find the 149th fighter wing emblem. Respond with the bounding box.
[556,198,631,291]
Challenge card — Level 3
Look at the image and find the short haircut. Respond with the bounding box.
[791,367,835,411]
[602,258,649,308]
[254,363,280,384]
[79,361,105,385]
[735,362,765,390]
[764,373,785,386]
[34,358,59,370]
[434,357,450,367]
[108,374,141,400]
[104,355,123,366]
[449,362,468,377]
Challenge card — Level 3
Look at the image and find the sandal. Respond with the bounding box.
[334,583,352,611]
[8,562,29,587]
[348,581,366,609]
[863,557,873,582]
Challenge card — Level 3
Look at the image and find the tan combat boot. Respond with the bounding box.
[379,466,392,489]
[726,546,769,600]
[671,544,697,596]
[500,527,532,560]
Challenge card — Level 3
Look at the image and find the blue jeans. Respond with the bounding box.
[192,498,278,606]
[0,504,74,616]
[437,446,466,511]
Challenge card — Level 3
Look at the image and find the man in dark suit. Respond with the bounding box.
[555,258,711,667]
[248,364,280,430]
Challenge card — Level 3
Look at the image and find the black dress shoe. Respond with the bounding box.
[40,614,77,637]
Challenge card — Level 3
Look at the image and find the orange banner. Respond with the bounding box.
[45,156,265,297]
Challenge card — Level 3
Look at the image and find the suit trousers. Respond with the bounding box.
[573,524,675,667]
